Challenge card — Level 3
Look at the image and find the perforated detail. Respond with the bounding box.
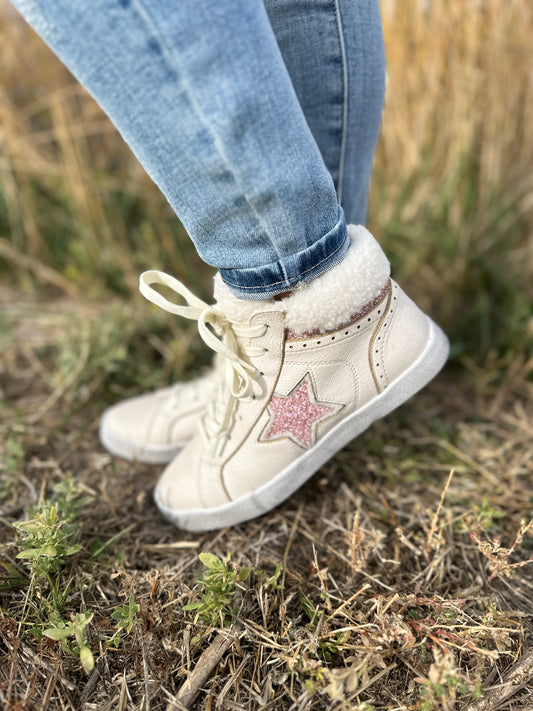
[284,304,381,351]
[284,282,391,353]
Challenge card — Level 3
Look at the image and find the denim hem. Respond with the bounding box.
[218,212,348,300]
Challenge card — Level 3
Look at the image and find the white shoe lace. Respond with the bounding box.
[139,271,268,455]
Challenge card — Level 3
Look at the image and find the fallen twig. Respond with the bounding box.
[166,629,237,710]
[464,647,533,711]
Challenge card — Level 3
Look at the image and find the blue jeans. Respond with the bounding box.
[11,0,385,298]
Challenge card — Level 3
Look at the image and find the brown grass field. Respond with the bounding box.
[1,1,532,709]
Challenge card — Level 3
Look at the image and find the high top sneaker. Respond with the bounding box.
[139,225,449,530]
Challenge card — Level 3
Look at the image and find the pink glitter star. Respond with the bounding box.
[260,373,343,449]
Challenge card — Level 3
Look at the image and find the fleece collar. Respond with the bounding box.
[213,225,390,336]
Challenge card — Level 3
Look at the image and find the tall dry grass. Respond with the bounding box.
[379,0,532,216]
[374,0,533,359]
[0,0,532,358]
[0,1,199,297]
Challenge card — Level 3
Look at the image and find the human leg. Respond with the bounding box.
[10,0,347,298]
[9,0,386,460]
[263,0,386,223]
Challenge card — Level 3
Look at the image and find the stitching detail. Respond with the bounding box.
[333,0,349,204]
[368,284,392,393]
[381,282,399,386]
[219,225,348,290]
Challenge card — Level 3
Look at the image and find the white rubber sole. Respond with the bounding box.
[155,317,450,531]
[99,409,186,465]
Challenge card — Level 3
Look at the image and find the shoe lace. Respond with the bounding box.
[140,270,268,455]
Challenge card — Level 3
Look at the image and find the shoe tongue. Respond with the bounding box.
[213,275,281,323]
[213,225,390,334]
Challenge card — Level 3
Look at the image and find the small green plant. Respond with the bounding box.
[301,595,323,631]
[52,479,94,523]
[184,552,250,627]
[13,479,91,580]
[474,497,507,533]
[300,595,349,662]
[44,611,95,673]
[108,594,141,647]
[256,562,284,591]
[13,478,94,619]
[14,503,81,578]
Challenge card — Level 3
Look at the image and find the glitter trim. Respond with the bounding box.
[285,280,391,341]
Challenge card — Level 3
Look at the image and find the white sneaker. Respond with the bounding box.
[140,225,449,530]
[99,373,215,464]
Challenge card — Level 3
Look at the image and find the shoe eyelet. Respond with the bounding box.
[303,344,307,347]
[344,331,349,336]
[289,345,293,349]
[367,317,371,322]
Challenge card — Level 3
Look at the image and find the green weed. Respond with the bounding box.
[13,478,93,617]
[13,481,90,579]
[184,552,250,627]
[108,594,141,647]
[14,504,81,576]
[44,611,95,673]
[255,562,284,591]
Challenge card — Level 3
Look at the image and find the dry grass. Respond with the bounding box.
[378,0,533,217]
[0,2,206,298]
[1,0,533,709]
[375,0,533,359]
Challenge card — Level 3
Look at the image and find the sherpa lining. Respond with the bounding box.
[213,225,391,335]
